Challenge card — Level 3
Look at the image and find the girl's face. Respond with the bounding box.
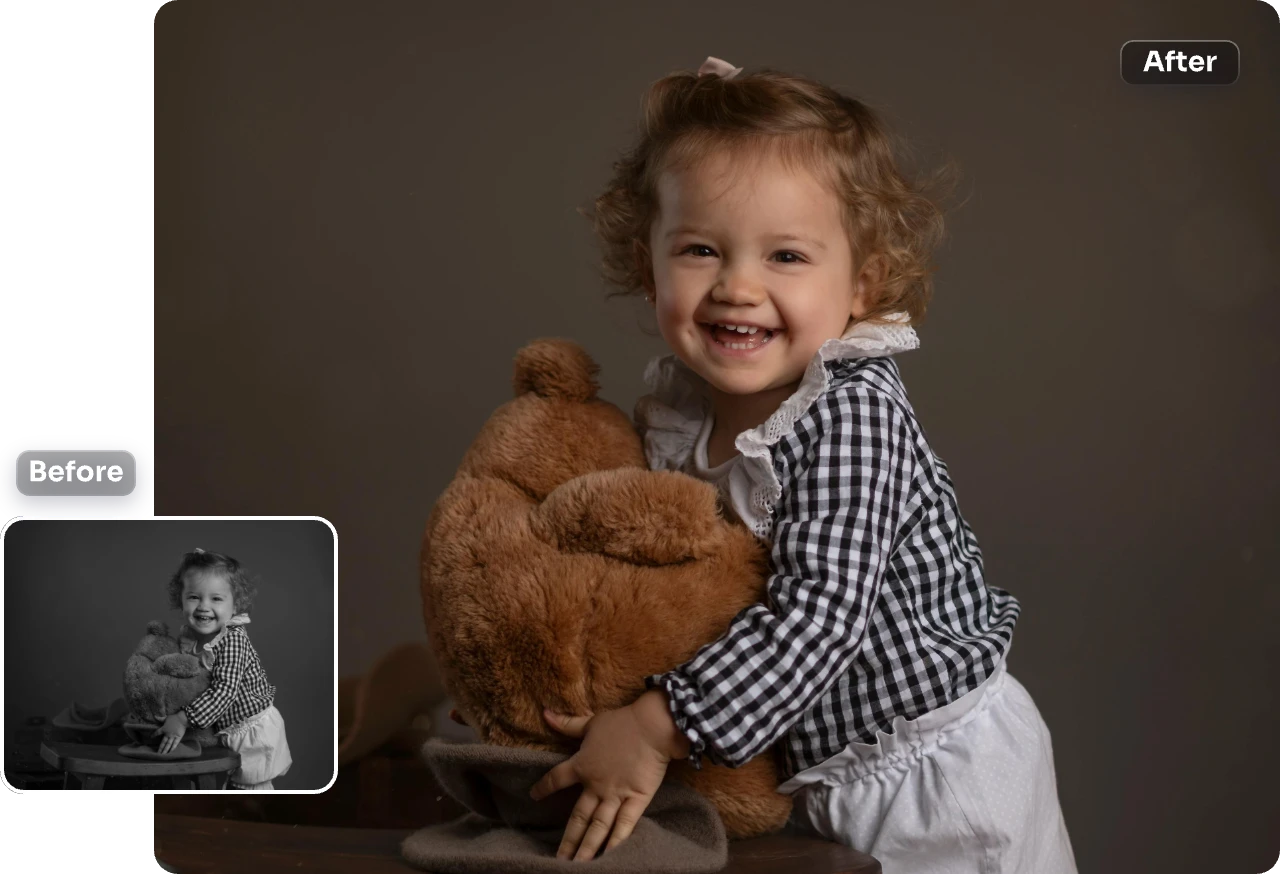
[181,569,235,639]
[647,147,879,401]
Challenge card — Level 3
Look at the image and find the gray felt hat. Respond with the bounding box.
[400,739,729,873]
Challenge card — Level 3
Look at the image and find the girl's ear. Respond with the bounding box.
[633,237,657,304]
[851,253,887,318]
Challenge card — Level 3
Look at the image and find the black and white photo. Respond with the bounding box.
[3,518,336,792]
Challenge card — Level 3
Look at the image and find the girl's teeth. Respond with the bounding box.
[707,323,776,349]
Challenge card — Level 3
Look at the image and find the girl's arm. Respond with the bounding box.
[649,384,916,769]
[182,631,251,728]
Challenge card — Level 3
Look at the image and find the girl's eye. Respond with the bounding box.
[679,244,715,258]
[773,250,805,264]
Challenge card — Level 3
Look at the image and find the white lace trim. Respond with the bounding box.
[636,313,919,539]
[178,614,251,671]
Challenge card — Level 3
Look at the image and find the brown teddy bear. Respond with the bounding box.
[121,620,217,753]
[419,338,792,838]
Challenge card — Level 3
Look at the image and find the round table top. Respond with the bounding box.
[40,740,240,776]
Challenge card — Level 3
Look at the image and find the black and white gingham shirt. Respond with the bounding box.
[181,624,276,731]
[644,356,1020,777]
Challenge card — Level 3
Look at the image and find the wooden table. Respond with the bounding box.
[41,740,240,789]
[154,814,881,873]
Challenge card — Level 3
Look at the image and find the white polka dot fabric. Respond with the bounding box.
[778,658,1077,874]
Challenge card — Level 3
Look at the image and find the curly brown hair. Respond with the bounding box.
[167,549,258,615]
[583,64,957,325]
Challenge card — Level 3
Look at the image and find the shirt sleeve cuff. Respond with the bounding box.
[645,671,710,770]
[182,705,204,729]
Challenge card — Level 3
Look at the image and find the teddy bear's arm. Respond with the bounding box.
[153,652,204,679]
[532,468,730,566]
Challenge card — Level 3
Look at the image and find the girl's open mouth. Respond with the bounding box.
[700,322,779,351]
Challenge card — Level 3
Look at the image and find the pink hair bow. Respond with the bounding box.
[697,56,743,80]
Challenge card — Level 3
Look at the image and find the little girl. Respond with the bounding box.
[157,548,292,790]
[529,57,1077,872]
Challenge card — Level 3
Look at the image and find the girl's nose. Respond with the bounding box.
[711,278,765,306]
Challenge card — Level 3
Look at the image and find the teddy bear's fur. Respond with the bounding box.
[122,620,216,746]
[420,338,792,838]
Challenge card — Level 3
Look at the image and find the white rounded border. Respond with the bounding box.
[0,516,340,803]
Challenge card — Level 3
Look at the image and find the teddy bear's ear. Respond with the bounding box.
[146,620,169,637]
[512,339,600,402]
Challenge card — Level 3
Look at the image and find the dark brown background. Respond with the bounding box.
[155,0,1280,870]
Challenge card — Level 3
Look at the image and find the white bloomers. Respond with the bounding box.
[218,704,292,790]
[779,657,1077,874]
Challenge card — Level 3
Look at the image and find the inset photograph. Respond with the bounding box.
[3,518,335,791]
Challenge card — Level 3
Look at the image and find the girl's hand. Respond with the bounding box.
[157,712,188,755]
[529,689,690,862]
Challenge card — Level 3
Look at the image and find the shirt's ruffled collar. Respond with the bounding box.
[634,314,918,538]
[178,613,251,670]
